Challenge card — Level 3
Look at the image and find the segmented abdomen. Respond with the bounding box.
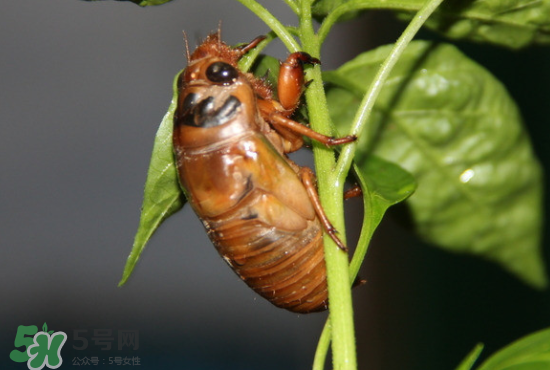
[203,187,328,313]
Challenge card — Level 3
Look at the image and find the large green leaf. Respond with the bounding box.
[312,0,550,49]
[326,41,546,288]
[119,71,185,286]
[477,327,550,370]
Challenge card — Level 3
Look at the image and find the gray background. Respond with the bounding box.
[2,1,550,369]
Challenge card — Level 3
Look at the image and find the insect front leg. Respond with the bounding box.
[277,52,320,111]
[300,167,348,252]
[258,51,356,152]
[235,35,267,56]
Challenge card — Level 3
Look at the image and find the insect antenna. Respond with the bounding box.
[183,31,191,63]
[217,20,222,44]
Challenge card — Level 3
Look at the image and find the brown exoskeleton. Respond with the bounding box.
[173,32,355,313]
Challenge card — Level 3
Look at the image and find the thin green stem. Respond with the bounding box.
[236,0,300,52]
[313,320,332,370]
[298,2,357,370]
[318,0,421,43]
[334,0,446,185]
[284,0,300,15]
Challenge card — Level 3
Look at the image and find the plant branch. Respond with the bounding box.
[236,0,300,52]
[318,0,421,43]
[283,0,300,15]
[298,2,357,370]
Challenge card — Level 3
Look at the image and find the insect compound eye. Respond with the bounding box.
[206,62,239,84]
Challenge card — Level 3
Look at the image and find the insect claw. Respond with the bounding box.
[326,135,357,146]
[344,185,362,200]
[289,52,321,66]
[334,239,348,252]
[352,276,366,287]
[326,226,348,252]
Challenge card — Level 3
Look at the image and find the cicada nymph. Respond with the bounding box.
[173,32,354,313]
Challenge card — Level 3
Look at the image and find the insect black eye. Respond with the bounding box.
[206,62,238,84]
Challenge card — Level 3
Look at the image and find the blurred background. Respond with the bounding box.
[1,1,550,369]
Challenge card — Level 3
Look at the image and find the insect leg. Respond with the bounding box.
[344,185,362,200]
[269,114,356,147]
[300,167,348,252]
[277,52,320,111]
[235,35,267,56]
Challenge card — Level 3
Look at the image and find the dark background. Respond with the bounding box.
[1,1,549,369]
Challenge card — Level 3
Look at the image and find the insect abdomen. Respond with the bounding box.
[175,133,329,313]
[205,190,328,313]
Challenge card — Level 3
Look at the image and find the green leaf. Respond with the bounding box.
[81,0,172,6]
[119,71,185,286]
[327,41,546,288]
[399,0,550,49]
[349,155,416,279]
[355,155,416,212]
[250,55,280,92]
[312,0,550,49]
[42,323,48,332]
[477,327,550,370]
[456,344,484,370]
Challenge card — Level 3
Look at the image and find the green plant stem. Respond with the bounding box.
[236,0,300,52]
[298,2,357,370]
[313,168,381,370]
[313,0,445,368]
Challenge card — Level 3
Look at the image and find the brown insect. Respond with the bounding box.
[173,32,355,313]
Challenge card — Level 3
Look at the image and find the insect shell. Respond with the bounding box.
[172,32,354,313]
